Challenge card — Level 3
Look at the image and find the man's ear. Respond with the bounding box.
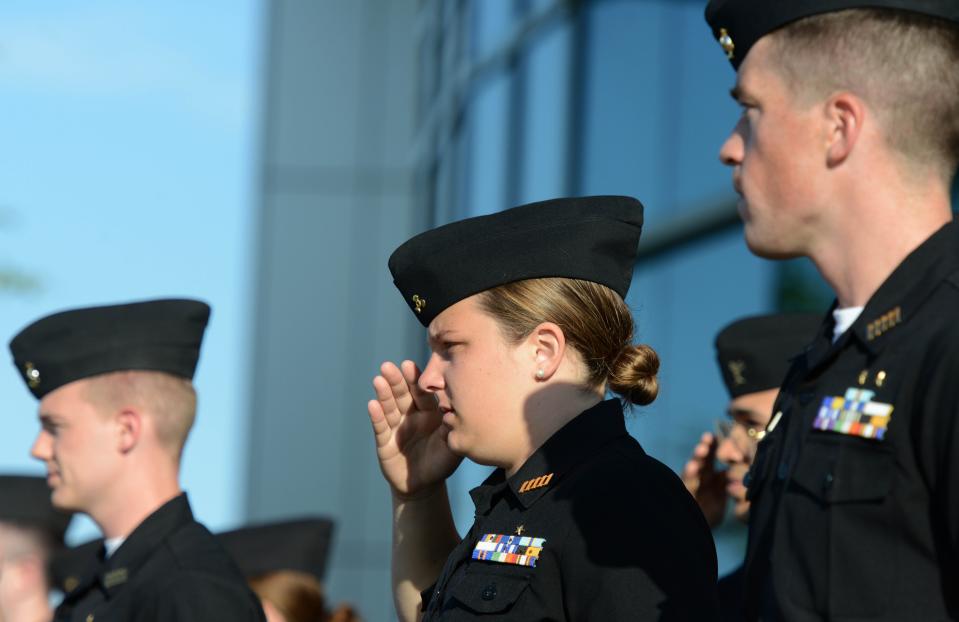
[528,322,566,381]
[116,408,142,454]
[824,91,866,167]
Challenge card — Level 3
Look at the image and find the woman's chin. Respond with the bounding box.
[445,431,468,455]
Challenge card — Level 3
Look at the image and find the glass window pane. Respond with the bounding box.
[471,0,517,59]
[579,2,668,213]
[518,20,572,203]
[464,71,513,217]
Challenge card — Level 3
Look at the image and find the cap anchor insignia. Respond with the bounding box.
[412,295,426,314]
[727,360,746,386]
[718,28,735,59]
[24,362,40,388]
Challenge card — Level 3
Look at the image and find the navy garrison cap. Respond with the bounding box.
[389,196,644,326]
[715,313,822,398]
[9,298,210,399]
[0,475,72,543]
[705,0,959,69]
[218,518,335,581]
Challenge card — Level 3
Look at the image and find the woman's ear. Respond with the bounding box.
[824,91,865,168]
[529,322,566,381]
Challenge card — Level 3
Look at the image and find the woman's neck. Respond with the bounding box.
[504,388,603,478]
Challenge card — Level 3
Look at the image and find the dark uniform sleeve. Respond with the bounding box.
[558,458,720,620]
[132,573,266,622]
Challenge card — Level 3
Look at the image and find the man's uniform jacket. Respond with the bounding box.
[744,221,959,621]
[54,494,266,622]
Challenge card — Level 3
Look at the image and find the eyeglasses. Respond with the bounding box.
[715,418,767,442]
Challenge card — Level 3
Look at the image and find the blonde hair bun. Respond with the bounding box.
[608,343,660,406]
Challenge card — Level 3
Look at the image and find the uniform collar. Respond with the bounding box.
[847,220,959,354]
[57,541,107,602]
[469,399,632,513]
[800,220,959,373]
[96,493,194,597]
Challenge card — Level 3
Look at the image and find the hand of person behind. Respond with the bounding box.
[367,360,464,500]
[681,431,728,528]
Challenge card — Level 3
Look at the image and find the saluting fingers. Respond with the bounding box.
[400,360,437,413]
[381,361,417,416]
[367,399,393,448]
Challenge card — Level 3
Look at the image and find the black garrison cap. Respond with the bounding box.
[389,196,644,326]
[9,298,210,399]
[705,0,959,70]
[0,475,72,543]
[715,313,822,399]
[218,517,335,581]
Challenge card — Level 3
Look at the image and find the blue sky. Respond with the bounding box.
[0,1,262,541]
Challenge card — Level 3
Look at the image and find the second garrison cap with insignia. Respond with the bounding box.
[389,196,644,326]
[705,0,959,69]
[218,517,335,581]
[0,475,73,544]
[8,298,210,400]
[715,313,822,398]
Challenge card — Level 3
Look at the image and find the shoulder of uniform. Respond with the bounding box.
[139,568,262,615]
[561,441,692,513]
[143,521,247,583]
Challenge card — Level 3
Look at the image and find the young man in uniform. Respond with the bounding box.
[704,1,959,619]
[9,298,265,621]
[0,475,72,622]
[682,313,820,621]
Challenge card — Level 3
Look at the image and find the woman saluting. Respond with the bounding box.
[368,196,719,621]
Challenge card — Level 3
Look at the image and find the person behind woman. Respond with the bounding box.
[681,313,822,621]
[368,196,720,621]
[218,518,361,622]
[248,571,359,622]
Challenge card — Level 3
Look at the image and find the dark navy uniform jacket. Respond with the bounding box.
[744,220,959,621]
[421,399,720,620]
[54,494,265,622]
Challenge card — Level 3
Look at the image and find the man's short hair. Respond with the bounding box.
[769,9,959,181]
[84,370,197,460]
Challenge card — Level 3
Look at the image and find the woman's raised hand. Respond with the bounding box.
[368,360,464,499]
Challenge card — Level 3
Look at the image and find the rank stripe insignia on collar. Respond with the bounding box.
[866,306,902,341]
[812,388,894,440]
[518,473,553,493]
[103,568,129,589]
[473,533,546,567]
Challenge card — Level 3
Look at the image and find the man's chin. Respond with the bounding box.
[743,230,803,260]
[50,488,79,512]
